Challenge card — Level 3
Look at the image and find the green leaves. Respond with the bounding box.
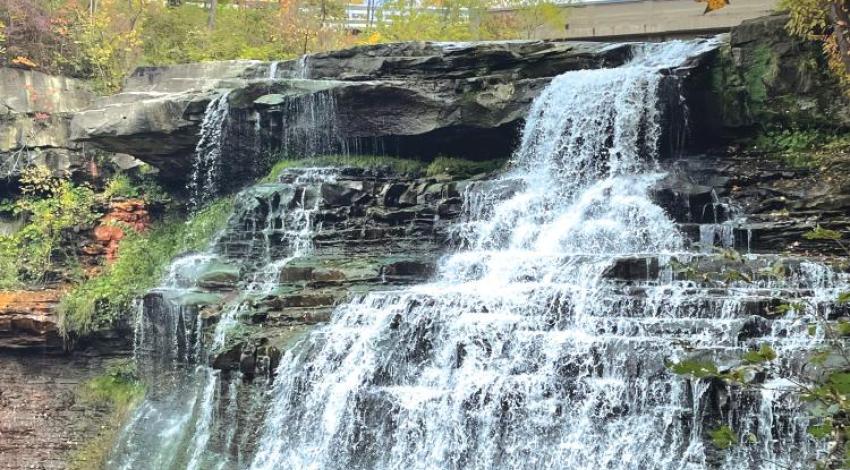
[59,197,234,337]
[0,167,97,289]
[709,426,737,450]
[828,372,850,395]
[742,344,777,364]
[667,359,719,379]
[808,419,833,439]
[772,301,804,316]
[718,247,744,263]
[723,269,752,284]
[803,225,844,241]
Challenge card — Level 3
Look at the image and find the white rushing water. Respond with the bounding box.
[247,40,846,470]
[111,169,338,470]
[189,91,231,209]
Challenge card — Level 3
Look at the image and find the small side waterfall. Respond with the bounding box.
[278,90,348,158]
[189,91,232,209]
[110,169,339,470]
[245,40,846,470]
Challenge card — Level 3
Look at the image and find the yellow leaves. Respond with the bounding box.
[696,0,730,14]
[20,165,61,196]
[362,31,383,45]
[11,56,37,69]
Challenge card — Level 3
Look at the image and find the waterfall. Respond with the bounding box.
[247,40,845,470]
[189,91,231,209]
[109,169,338,470]
[278,90,348,159]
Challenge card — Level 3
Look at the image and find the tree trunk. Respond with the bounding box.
[208,0,218,29]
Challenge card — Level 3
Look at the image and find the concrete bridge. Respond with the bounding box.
[500,0,779,41]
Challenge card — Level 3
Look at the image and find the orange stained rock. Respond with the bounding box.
[94,224,126,242]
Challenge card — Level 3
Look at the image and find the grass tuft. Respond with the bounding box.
[68,361,144,470]
[261,154,506,183]
[261,154,427,183]
[425,156,506,179]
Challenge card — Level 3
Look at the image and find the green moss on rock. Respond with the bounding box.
[68,361,144,470]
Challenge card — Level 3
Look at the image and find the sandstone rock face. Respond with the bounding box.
[0,352,117,470]
[69,60,275,177]
[69,61,264,178]
[0,68,96,177]
[0,290,63,350]
[70,41,638,180]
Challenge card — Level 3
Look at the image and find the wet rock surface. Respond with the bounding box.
[203,167,462,377]
[655,151,850,255]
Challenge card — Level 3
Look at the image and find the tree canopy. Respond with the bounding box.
[0,0,568,92]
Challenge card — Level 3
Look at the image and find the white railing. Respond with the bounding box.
[342,3,470,30]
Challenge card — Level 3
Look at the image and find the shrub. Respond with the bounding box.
[59,197,233,337]
[102,170,171,207]
[0,166,97,289]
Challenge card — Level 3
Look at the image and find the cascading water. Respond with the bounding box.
[247,40,847,470]
[278,90,348,158]
[110,169,338,470]
[189,91,232,209]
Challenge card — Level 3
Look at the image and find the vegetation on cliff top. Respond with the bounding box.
[709,0,850,90]
[781,0,850,90]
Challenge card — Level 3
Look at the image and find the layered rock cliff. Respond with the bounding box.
[69,41,637,182]
[1,12,850,469]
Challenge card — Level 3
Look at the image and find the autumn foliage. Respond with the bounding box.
[697,0,730,15]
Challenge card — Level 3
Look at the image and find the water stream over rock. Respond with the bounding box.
[111,169,338,469]
[244,41,846,470]
[109,39,850,470]
[189,91,232,209]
